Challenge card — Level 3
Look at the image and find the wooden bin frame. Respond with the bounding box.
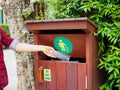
[26,17,103,90]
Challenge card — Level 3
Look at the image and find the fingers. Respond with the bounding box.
[44,48,56,58]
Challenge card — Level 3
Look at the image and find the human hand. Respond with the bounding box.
[42,46,56,58]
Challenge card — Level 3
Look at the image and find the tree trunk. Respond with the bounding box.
[2,0,35,90]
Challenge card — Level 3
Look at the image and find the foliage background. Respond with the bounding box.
[45,0,120,90]
[0,24,11,36]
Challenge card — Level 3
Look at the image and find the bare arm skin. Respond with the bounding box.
[14,43,55,57]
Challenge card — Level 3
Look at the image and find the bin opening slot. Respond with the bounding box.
[70,57,85,63]
[45,57,86,63]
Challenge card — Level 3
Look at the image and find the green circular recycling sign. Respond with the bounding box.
[54,36,73,54]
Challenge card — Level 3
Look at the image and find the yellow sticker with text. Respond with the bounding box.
[44,69,51,81]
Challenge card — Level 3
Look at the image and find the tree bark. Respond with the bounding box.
[2,0,35,90]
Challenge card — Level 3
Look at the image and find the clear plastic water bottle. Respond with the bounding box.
[49,50,70,61]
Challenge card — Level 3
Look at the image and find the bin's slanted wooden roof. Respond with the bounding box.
[25,17,98,33]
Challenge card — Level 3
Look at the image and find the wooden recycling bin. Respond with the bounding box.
[26,17,103,90]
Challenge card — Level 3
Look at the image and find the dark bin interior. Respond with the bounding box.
[37,29,86,62]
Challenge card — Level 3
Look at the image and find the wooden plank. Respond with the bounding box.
[34,33,40,90]
[45,61,56,90]
[78,63,86,90]
[67,62,78,90]
[56,61,67,90]
[38,60,47,90]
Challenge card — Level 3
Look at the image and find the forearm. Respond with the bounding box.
[9,40,55,57]
[15,43,45,52]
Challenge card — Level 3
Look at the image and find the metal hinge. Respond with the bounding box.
[85,76,88,90]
